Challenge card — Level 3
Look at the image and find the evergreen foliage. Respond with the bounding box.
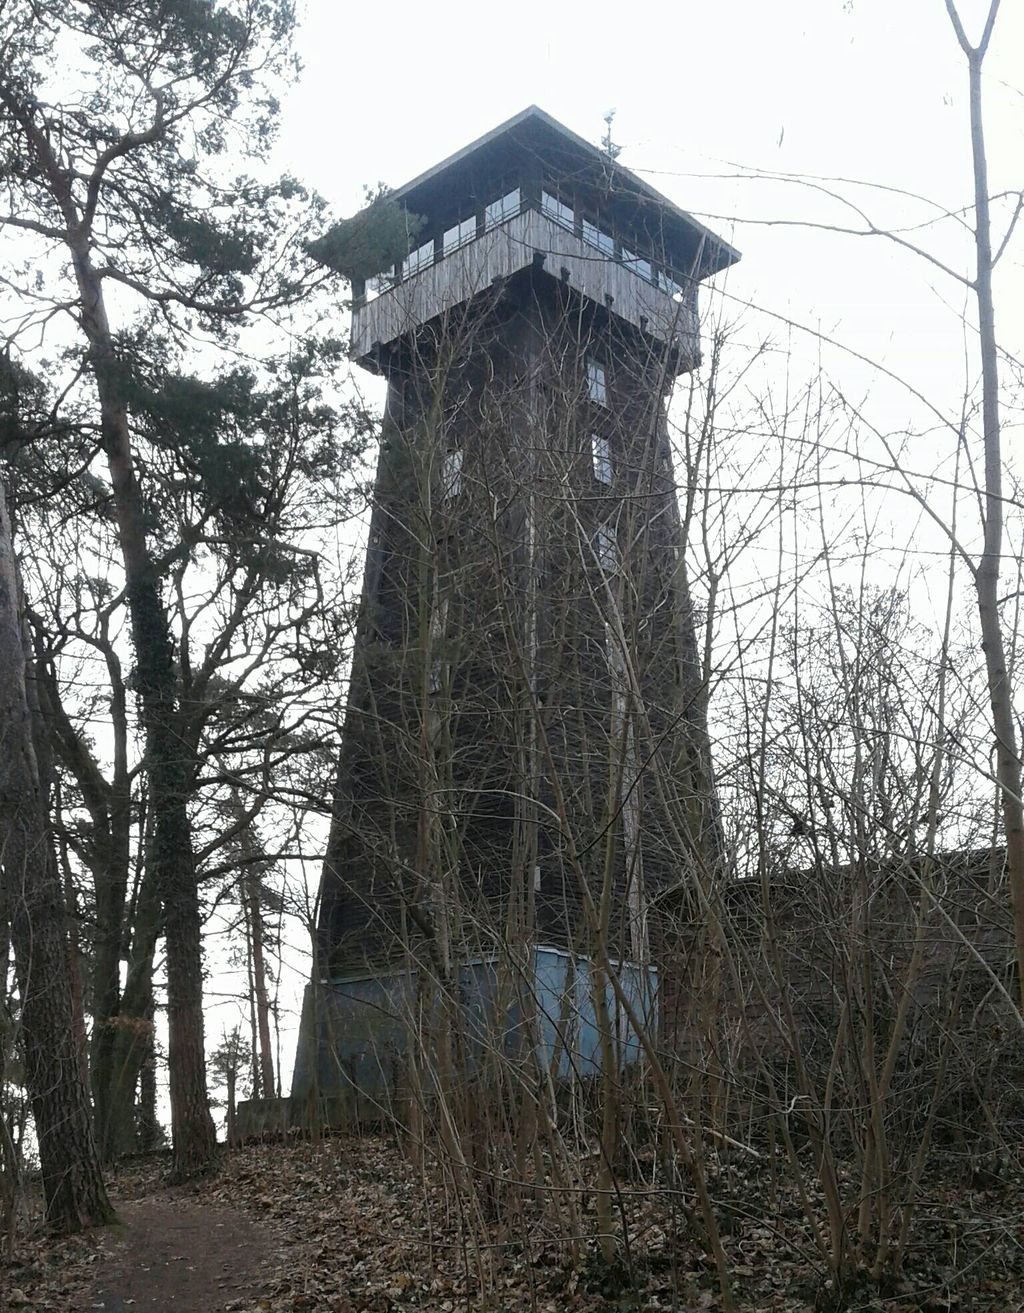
[307,191,425,282]
[0,0,367,1183]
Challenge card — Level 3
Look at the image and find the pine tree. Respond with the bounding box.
[0,0,326,1178]
[0,473,113,1231]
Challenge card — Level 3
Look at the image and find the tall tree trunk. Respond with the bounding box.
[55,811,90,1087]
[71,250,216,1178]
[29,637,134,1156]
[103,853,162,1159]
[944,0,1024,1008]
[225,1066,238,1149]
[0,479,114,1230]
[0,874,21,1253]
[242,891,260,1095]
[244,873,276,1099]
[88,800,131,1154]
[137,986,161,1152]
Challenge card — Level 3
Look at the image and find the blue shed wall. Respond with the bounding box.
[290,947,657,1109]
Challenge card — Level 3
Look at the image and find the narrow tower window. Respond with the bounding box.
[586,358,608,406]
[443,215,477,255]
[582,219,615,256]
[404,240,435,278]
[591,433,613,484]
[621,247,653,283]
[440,448,463,501]
[485,188,521,229]
[595,522,617,574]
[366,266,399,301]
[541,191,575,231]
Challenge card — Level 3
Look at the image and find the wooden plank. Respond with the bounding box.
[351,211,698,363]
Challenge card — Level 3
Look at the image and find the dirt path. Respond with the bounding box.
[87,1196,278,1313]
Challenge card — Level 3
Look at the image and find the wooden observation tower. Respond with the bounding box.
[292,106,739,1115]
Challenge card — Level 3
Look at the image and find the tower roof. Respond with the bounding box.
[388,105,740,280]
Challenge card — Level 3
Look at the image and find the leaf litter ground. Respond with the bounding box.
[4,1136,1023,1312]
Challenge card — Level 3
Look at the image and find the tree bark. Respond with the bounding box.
[0,478,114,1231]
[225,1067,238,1149]
[244,873,276,1099]
[0,79,218,1178]
[945,0,1024,1008]
[69,250,217,1178]
[137,986,161,1152]
[29,637,133,1156]
[103,853,162,1158]
[88,750,132,1155]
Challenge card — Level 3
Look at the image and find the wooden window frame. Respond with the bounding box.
[586,358,608,407]
[591,432,613,485]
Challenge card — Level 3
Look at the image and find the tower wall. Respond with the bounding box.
[318,266,716,978]
[295,109,738,1109]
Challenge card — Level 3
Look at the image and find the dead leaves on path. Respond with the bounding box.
[5,1138,1024,1311]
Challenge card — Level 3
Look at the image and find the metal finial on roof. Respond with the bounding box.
[601,109,621,161]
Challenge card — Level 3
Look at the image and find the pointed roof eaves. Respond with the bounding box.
[387,105,741,279]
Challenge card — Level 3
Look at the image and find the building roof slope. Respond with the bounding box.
[388,105,741,279]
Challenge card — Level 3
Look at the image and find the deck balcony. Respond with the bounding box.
[351,206,700,371]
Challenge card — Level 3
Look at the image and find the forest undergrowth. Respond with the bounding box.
[4,1135,1023,1313]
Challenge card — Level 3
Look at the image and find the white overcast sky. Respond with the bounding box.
[275,0,1023,411]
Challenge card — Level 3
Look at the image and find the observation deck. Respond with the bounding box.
[349,106,739,373]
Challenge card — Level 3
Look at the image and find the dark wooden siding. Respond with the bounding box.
[318,267,714,977]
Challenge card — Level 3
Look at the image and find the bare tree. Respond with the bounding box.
[941,0,1024,1006]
